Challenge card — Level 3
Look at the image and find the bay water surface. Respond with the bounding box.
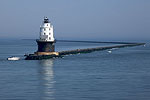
[0,39,150,100]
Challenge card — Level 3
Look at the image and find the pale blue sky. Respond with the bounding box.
[0,0,149,41]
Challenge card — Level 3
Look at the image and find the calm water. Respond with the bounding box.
[0,39,150,100]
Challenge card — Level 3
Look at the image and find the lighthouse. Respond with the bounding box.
[25,17,59,60]
[36,17,55,55]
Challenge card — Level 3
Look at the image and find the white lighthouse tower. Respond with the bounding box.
[36,17,55,53]
[39,17,55,42]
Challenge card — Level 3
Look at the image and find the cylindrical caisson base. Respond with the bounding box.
[36,40,55,52]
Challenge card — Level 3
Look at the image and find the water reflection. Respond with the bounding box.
[38,59,55,100]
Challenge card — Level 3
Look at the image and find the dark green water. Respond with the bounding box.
[0,39,150,100]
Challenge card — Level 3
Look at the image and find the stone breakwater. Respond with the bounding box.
[25,43,145,60]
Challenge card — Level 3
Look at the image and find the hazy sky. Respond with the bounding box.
[0,0,149,40]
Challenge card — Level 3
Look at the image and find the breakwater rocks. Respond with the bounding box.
[25,43,145,60]
[59,43,145,55]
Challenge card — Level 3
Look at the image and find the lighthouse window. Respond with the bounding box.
[49,28,50,30]
[44,33,46,35]
[44,28,46,31]
[49,33,51,35]
[47,24,48,26]
[49,37,51,40]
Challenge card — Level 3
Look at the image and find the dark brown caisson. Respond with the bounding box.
[36,40,55,52]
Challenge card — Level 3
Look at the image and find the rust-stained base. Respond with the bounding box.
[34,52,59,56]
[25,52,60,60]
